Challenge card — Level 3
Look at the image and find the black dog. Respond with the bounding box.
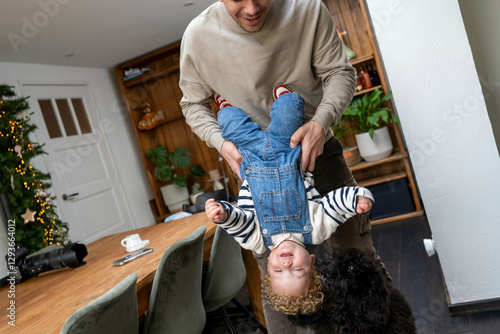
[289,248,416,334]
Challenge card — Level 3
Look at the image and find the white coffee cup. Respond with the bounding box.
[121,234,148,252]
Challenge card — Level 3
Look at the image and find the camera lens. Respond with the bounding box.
[47,243,88,269]
[19,243,88,278]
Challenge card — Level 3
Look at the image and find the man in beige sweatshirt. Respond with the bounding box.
[179,0,388,332]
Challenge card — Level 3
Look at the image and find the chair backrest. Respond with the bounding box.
[142,226,207,334]
[60,273,139,334]
[202,226,247,313]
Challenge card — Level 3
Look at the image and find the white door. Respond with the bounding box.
[21,83,135,244]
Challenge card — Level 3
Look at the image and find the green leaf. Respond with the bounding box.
[380,91,393,103]
[344,106,357,117]
[154,165,172,181]
[369,89,381,104]
[146,145,168,166]
[333,124,348,139]
[170,146,191,168]
[367,114,380,127]
[361,94,369,109]
[391,113,401,125]
[173,175,188,187]
[190,164,206,177]
[369,128,375,139]
[352,98,362,109]
[377,110,389,123]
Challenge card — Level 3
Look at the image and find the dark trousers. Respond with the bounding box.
[253,137,391,333]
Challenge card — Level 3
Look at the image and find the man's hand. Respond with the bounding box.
[221,141,243,181]
[290,121,325,173]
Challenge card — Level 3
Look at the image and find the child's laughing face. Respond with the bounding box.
[267,240,316,296]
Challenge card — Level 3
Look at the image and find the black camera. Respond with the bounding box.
[8,243,88,284]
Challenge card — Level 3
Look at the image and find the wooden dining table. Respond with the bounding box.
[0,213,221,333]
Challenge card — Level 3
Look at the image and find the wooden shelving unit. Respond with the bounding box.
[114,42,238,222]
[350,53,374,65]
[353,84,383,97]
[123,64,180,89]
[323,0,424,224]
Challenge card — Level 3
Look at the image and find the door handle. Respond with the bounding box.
[62,193,79,201]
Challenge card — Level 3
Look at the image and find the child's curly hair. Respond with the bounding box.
[263,271,324,315]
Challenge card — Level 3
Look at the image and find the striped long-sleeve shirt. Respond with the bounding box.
[215,173,374,254]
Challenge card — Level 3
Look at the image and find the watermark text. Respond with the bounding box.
[6,220,16,326]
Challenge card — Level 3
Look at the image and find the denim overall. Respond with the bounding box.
[217,93,312,248]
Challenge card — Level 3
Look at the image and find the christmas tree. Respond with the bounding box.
[0,84,69,253]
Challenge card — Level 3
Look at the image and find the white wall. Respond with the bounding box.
[0,62,155,235]
[365,0,500,305]
[458,0,500,156]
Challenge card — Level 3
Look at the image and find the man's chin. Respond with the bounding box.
[237,16,266,32]
[240,23,265,32]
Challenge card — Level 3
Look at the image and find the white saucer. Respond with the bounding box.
[126,240,150,253]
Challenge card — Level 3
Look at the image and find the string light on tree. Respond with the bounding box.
[0,84,69,253]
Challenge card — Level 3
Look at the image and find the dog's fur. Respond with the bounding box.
[288,248,416,334]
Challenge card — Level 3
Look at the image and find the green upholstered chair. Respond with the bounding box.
[142,226,207,334]
[203,226,267,334]
[60,273,139,334]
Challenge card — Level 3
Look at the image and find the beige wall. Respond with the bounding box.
[459,0,500,154]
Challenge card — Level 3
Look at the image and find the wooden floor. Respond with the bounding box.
[208,215,500,333]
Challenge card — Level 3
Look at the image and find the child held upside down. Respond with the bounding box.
[205,85,375,315]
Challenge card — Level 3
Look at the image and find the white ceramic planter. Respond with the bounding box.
[160,184,190,212]
[355,126,393,162]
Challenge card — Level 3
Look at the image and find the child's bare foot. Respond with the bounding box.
[356,196,373,214]
[205,198,227,222]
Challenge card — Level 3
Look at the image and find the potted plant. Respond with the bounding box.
[334,88,400,162]
[146,145,206,211]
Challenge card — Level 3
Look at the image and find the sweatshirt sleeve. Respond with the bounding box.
[311,186,374,244]
[179,23,226,152]
[310,2,356,132]
[215,201,266,254]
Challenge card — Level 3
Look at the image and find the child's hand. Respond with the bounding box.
[356,196,373,214]
[205,198,227,222]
